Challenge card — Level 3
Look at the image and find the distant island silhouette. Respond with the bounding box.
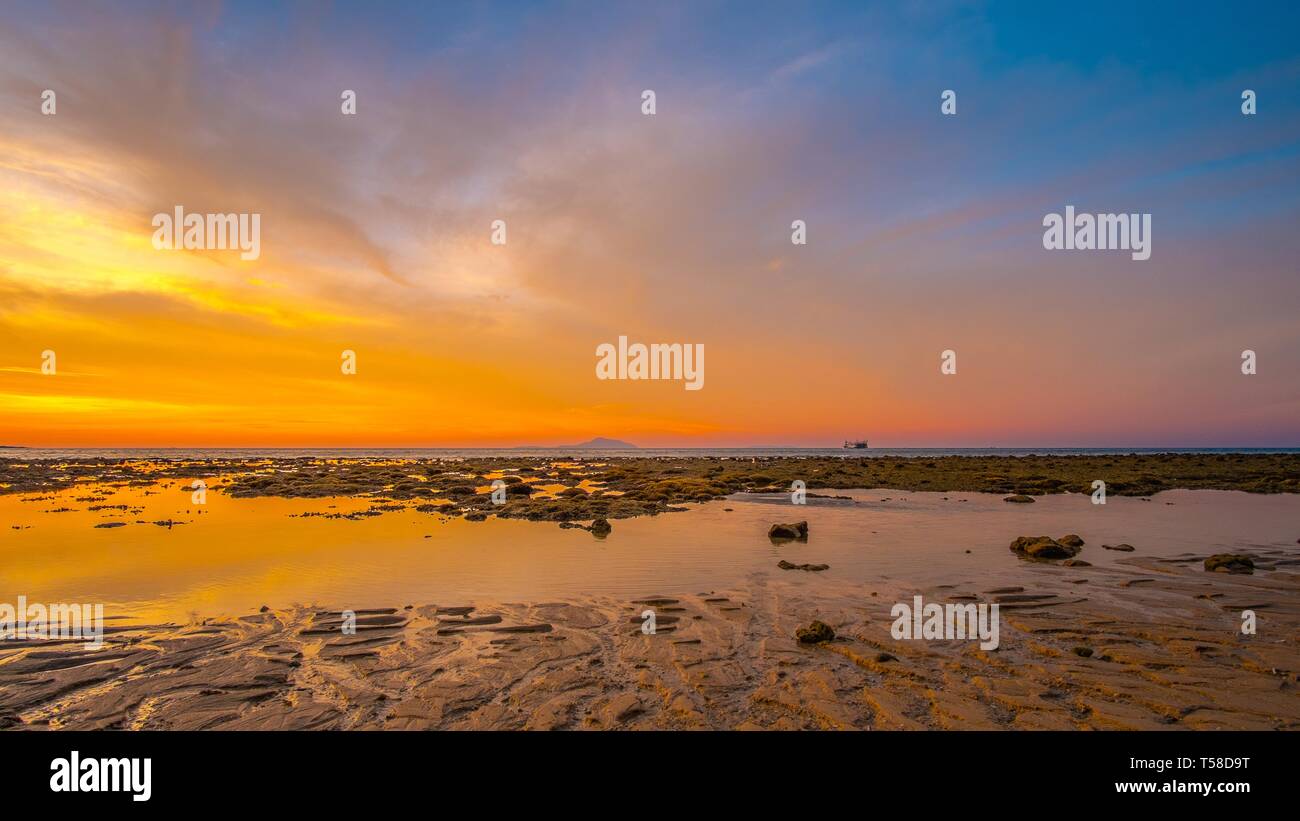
[509,438,638,449]
[565,437,638,449]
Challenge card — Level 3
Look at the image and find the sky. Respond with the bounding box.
[1,0,1298,448]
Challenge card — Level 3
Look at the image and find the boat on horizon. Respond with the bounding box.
[842,439,869,449]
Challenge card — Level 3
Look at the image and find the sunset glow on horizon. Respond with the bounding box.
[2,2,1299,449]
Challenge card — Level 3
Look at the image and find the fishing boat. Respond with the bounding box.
[842,439,868,449]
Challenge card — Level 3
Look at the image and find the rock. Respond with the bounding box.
[1073,646,1094,658]
[1204,554,1254,574]
[1103,543,1136,552]
[768,521,809,541]
[607,693,644,723]
[1059,534,1084,548]
[875,652,896,662]
[777,560,829,572]
[589,517,612,536]
[1003,495,1035,503]
[795,620,835,644]
[464,511,488,522]
[259,605,270,613]
[1009,535,1081,560]
[1062,559,1091,567]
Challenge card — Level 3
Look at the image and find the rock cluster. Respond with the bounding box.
[1009,535,1083,560]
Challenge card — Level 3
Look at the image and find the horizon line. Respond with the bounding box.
[5,444,1300,451]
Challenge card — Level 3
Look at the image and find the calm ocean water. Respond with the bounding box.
[3,446,1298,460]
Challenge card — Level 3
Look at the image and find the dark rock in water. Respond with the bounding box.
[1073,646,1094,658]
[768,521,809,541]
[1059,534,1084,548]
[1103,543,1136,552]
[590,517,612,536]
[1204,554,1254,574]
[1062,559,1091,567]
[259,605,270,613]
[93,522,126,528]
[795,620,835,644]
[1009,535,1081,560]
[464,511,488,522]
[1003,495,1035,503]
[777,560,829,572]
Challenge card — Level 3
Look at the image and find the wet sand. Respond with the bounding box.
[1,456,1297,730]
[3,556,1297,730]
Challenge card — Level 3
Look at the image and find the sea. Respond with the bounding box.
[3,446,1299,460]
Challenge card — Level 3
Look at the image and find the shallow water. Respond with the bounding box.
[7,446,1300,460]
[1,480,1297,622]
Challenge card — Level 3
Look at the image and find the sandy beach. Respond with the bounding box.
[2,454,1297,730]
